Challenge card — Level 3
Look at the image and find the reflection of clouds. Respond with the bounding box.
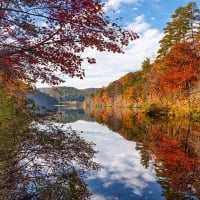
[92,194,120,200]
[88,135,154,196]
[64,120,109,133]
[63,120,162,199]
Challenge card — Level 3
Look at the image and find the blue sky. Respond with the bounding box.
[116,0,191,31]
[37,0,196,89]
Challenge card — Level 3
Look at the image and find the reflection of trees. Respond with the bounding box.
[0,94,99,199]
[145,121,200,200]
[90,108,147,141]
[54,108,94,123]
[90,108,200,199]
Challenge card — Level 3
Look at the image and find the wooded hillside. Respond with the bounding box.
[40,87,97,102]
[86,2,200,116]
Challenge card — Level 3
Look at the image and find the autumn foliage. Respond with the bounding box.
[151,42,200,95]
[0,0,138,85]
[88,2,200,110]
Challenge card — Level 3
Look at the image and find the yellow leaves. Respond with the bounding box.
[0,76,30,97]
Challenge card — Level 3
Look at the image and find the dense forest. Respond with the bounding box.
[86,2,200,117]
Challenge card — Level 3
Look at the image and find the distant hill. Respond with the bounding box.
[27,91,58,113]
[39,86,97,102]
[80,88,97,95]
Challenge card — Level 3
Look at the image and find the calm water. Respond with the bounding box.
[1,105,200,199]
[64,120,163,200]
[57,108,200,200]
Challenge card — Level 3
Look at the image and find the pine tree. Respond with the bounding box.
[156,2,200,60]
[142,57,151,74]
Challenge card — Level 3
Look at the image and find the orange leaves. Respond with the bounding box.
[165,42,199,69]
[0,76,30,97]
[164,42,199,90]
[124,86,135,99]
[151,41,200,96]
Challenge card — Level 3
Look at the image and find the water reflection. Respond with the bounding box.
[0,95,99,199]
[5,99,199,200]
[89,108,200,200]
[54,107,94,123]
[62,121,163,200]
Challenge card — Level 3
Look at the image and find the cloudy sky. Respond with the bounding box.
[37,0,193,89]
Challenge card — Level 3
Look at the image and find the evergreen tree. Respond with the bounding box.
[142,57,152,74]
[156,2,200,60]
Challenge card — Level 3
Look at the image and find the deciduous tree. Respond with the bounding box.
[0,0,138,84]
[160,42,199,94]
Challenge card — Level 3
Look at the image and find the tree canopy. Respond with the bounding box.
[0,0,138,85]
[156,2,200,60]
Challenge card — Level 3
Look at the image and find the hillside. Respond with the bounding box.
[39,86,97,102]
[86,2,200,117]
[27,91,58,113]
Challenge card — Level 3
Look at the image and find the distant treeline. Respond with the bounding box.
[39,87,97,102]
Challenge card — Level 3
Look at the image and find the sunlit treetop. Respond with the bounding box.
[0,0,139,85]
[156,2,200,60]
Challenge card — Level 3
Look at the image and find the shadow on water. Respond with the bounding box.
[88,107,200,200]
[0,94,100,200]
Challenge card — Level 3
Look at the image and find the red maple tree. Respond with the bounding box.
[150,42,200,96]
[0,0,138,84]
[164,42,199,90]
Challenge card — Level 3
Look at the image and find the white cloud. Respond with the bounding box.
[58,15,162,89]
[36,15,163,89]
[105,0,139,10]
[126,15,150,33]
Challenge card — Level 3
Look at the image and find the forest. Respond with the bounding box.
[86,2,200,118]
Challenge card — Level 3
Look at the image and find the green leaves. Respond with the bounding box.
[157,2,200,60]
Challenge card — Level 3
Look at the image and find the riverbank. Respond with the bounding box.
[84,99,200,121]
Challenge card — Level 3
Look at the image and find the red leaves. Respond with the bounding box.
[151,41,200,95]
[87,57,96,64]
[0,11,5,18]
[0,0,138,85]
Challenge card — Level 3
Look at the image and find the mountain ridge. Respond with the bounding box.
[38,86,97,102]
